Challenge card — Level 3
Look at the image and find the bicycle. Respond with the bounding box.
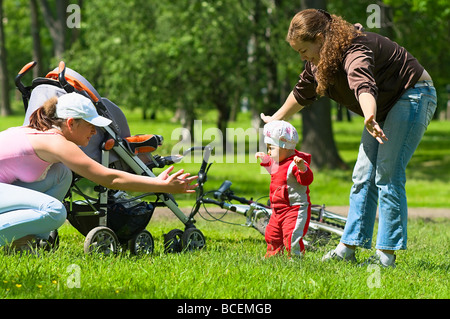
[162,146,347,252]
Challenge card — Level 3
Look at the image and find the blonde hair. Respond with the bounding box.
[286,9,362,96]
[28,96,66,131]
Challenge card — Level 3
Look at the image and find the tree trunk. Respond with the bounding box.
[30,0,42,77]
[0,0,11,116]
[299,0,347,170]
[301,98,348,169]
[215,97,231,150]
[173,101,195,144]
[247,1,280,131]
[38,0,68,60]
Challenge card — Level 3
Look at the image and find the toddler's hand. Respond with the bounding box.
[294,156,307,172]
[255,152,266,160]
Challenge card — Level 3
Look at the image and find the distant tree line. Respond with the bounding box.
[0,0,448,168]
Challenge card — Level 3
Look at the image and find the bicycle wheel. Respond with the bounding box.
[304,220,344,250]
[251,208,271,236]
[310,205,347,229]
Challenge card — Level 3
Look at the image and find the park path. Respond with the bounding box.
[153,206,450,220]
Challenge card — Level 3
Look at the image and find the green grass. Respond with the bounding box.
[1,216,449,299]
[1,105,449,300]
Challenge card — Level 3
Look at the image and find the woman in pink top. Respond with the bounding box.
[0,93,197,252]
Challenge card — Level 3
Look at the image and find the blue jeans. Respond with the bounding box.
[341,83,437,251]
[0,163,72,246]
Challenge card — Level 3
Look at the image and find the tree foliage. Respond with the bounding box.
[0,0,448,167]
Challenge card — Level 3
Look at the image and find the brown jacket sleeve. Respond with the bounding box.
[342,42,379,102]
[292,61,318,106]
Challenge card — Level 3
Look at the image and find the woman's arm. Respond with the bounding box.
[261,62,317,123]
[359,92,388,144]
[260,91,304,123]
[40,137,197,193]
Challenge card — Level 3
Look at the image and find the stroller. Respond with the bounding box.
[15,61,207,255]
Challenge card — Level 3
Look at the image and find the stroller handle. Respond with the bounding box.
[58,61,74,93]
[15,61,37,111]
[18,61,37,75]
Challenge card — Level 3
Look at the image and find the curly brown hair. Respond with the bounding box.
[286,9,362,96]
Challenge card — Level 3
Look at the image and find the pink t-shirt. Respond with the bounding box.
[0,127,56,184]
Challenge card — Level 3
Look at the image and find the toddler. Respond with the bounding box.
[256,120,313,257]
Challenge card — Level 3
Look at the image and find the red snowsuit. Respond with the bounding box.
[260,150,313,257]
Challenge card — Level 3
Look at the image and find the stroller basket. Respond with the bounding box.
[108,200,154,242]
[66,193,154,243]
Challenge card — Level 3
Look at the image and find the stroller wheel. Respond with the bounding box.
[128,230,154,256]
[163,229,184,253]
[84,226,119,255]
[181,228,206,251]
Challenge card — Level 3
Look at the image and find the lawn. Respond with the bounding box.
[1,216,449,300]
[0,105,449,303]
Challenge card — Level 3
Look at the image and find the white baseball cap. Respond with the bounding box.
[56,92,112,127]
[263,120,299,150]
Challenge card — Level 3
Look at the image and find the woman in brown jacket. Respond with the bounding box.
[261,9,437,267]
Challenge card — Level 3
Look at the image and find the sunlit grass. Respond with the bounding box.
[1,216,449,299]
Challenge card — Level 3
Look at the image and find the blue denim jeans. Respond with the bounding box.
[0,163,72,246]
[340,83,437,251]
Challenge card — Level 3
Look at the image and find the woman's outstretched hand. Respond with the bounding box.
[260,113,273,124]
[364,115,388,144]
[157,166,198,193]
